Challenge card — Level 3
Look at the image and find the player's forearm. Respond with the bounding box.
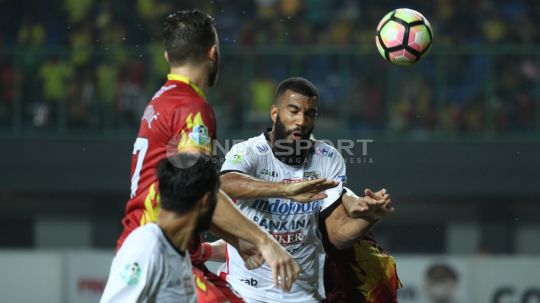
[207,240,227,262]
[210,190,271,248]
[220,172,288,199]
[325,204,378,249]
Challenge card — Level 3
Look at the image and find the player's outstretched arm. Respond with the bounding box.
[324,204,379,250]
[210,190,300,291]
[220,171,338,203]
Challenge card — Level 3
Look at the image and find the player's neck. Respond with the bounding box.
[158,211,197,252]
[169,65,208,93]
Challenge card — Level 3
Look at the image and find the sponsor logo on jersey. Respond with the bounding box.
[271,231,305,246]
[255,143,269,153]
[121,262,141,286]
[183,276,195,295]
[227,153,243,164]
[142,105,159,129]
[313,147,334,158]
[303,171,321,181]
[259,168,279,178]
[167,277,181,288]
[252,215,311,231]
[252,199,321,220]
[240,277,258,287]
[338,174,347,184]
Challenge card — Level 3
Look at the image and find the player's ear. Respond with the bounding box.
[164,51,170,63]
[198,192,212,213]
[271,104,278,123]
[208,45,218,63]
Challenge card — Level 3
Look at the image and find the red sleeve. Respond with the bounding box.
[170,101,216,154]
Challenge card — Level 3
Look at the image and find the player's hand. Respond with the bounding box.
[237,240,265,270]
[284,178,338,203]
[257,236,300,291]
[363,188,394,220]
[342,188,393,220]
[244,253,265,270]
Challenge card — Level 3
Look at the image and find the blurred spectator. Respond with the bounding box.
[117,60,147,128]
[0,54,16,127]
[248,73,275,124]
[63,0,93,24]
[96,60,118,127]
[17,17,45,47]
[69,21,93,68]
[37,56,73,127]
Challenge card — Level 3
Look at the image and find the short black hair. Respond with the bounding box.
[157,153,219,213]
[162,9,216,66]
[275,77,319,104]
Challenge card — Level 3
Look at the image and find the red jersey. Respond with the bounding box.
[117,74,216,250]
[321,225,402,303]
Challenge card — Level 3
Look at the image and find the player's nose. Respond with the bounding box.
[294,112,306,128]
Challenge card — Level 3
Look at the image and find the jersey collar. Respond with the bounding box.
[167,74,206,99]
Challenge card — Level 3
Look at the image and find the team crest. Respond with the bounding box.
[121,262,142,286]
[303,171,321,181]
[188,124,210,146]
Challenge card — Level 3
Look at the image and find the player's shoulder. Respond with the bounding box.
[120,223,162,256]
[311,139,343,162]
[230,133,270,156]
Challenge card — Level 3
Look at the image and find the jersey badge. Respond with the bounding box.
[304,171,321,181]
[121,262,141,286]
[177,112,212,153]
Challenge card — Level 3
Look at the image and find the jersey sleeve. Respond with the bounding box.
[170,102,216,154]
[220,141,257,175]
[100,234,159,302]
[320,152,347,214]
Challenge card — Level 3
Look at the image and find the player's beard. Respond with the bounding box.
[194,193,217,234]
[208,51,220,88]
[271,113,314,166]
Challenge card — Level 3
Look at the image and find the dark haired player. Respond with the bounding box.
[102,154,219,302]
[218,77,400,302]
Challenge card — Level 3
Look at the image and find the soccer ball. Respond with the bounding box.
[375,8,433,66]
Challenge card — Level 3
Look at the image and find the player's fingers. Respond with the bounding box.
[364,188,374,198]
[272,263,279,289]
[315,179,339,191]
[304,178,328,187]
[363,196,382,206]
[280,261,289,291]
[284,259,293,291]
[311,193,328,201]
